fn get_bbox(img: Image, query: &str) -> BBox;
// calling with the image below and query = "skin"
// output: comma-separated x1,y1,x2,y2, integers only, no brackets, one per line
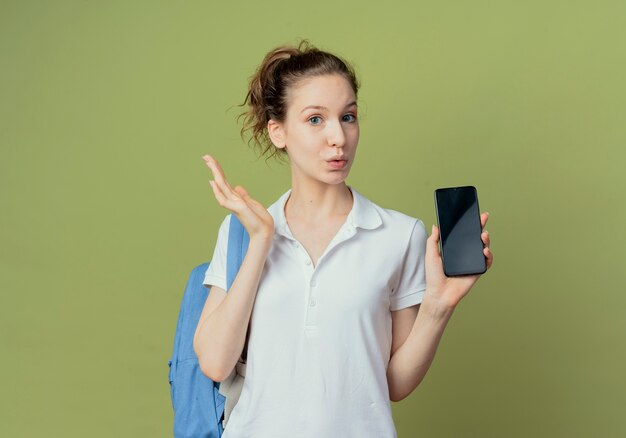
200,73,494,401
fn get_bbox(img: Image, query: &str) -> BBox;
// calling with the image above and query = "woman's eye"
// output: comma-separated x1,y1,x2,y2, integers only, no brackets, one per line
308,116,322,125
343,114,357,122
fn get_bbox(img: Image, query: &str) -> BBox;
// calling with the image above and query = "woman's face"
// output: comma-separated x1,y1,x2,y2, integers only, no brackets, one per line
269,74,359,186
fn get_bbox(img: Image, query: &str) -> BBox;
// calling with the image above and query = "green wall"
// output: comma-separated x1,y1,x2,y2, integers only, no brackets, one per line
1,1,625,436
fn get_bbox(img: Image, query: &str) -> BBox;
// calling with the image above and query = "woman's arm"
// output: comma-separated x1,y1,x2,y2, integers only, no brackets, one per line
386,299,454,402
387,214,493,401
193,235,272,382
193,154,276,382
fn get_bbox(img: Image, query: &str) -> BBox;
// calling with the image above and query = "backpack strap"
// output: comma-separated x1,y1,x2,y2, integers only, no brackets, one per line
226,213,251,360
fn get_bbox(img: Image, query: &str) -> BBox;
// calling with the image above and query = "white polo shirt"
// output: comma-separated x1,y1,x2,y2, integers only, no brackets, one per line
203,185,428,438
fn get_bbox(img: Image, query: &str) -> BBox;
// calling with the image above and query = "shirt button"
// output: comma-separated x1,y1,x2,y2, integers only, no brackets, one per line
310,299,316,307
305,260,311,265
311,280,317,287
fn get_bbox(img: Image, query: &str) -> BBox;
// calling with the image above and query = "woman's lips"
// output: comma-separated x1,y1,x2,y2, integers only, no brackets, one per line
328,159,347,169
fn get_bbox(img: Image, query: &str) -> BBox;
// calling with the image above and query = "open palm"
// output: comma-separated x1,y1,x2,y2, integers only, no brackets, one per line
202,154,275,241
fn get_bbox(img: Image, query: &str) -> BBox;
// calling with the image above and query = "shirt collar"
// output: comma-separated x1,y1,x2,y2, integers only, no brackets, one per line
268,184,383,238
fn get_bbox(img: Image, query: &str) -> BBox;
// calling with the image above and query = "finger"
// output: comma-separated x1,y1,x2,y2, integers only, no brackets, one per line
203,155,240,200
204,156,228,189
431,224,440,244
234,185,269,217
208,173,237,205
481,230,490,247
483,246,493,268
233,185,252,203
211,180,249,212
234,185,246,196
426,224,441,261
209,179,228,206
203,155,227,185
234,185,255,202
224,179,238,195
219,178,241,201
481,212,489,229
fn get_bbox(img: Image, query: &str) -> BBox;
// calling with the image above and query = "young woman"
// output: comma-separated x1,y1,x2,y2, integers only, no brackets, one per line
193,40,493,437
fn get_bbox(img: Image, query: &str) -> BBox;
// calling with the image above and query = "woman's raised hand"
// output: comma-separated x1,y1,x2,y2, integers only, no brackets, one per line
424,212,494,310
202,154,275,242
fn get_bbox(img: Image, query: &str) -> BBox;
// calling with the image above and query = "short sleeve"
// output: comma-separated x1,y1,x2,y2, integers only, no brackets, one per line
203,214,230,291
390,219,428,311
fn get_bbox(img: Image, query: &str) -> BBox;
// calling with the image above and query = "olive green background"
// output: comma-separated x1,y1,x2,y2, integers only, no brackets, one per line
1,0,625,436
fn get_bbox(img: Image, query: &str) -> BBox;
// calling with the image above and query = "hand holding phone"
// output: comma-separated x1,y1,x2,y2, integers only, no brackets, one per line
434,186,487,277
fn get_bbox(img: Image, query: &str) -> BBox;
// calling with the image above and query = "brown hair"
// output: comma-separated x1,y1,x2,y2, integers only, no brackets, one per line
238,39,360,163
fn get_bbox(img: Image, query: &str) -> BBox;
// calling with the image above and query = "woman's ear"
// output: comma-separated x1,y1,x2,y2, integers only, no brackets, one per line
267,119,286,150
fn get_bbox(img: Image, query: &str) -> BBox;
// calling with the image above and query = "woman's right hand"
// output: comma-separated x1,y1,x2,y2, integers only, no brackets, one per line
202,154,275,242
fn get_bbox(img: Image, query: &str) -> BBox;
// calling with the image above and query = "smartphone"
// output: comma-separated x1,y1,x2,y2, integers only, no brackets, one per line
434,186,487,277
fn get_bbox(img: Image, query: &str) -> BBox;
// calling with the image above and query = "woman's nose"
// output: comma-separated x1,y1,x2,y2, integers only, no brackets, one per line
327,121,346,148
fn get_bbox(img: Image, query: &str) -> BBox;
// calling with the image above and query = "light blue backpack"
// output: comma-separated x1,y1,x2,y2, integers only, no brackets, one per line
168,214,250,437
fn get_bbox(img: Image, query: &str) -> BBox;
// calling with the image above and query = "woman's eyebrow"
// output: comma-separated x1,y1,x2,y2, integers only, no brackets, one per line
300,105,326,114
299,101,358,114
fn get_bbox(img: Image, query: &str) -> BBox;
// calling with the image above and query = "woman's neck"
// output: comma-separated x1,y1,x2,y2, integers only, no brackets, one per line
284,182,353,224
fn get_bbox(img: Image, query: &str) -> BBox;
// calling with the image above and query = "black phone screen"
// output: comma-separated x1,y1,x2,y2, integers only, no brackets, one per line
434,186,487,276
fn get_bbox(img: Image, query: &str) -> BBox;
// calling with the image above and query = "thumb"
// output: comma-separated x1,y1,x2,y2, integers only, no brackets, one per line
235,186,258,205
234,185,250,199
426,224,441,261
234,185,267,216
